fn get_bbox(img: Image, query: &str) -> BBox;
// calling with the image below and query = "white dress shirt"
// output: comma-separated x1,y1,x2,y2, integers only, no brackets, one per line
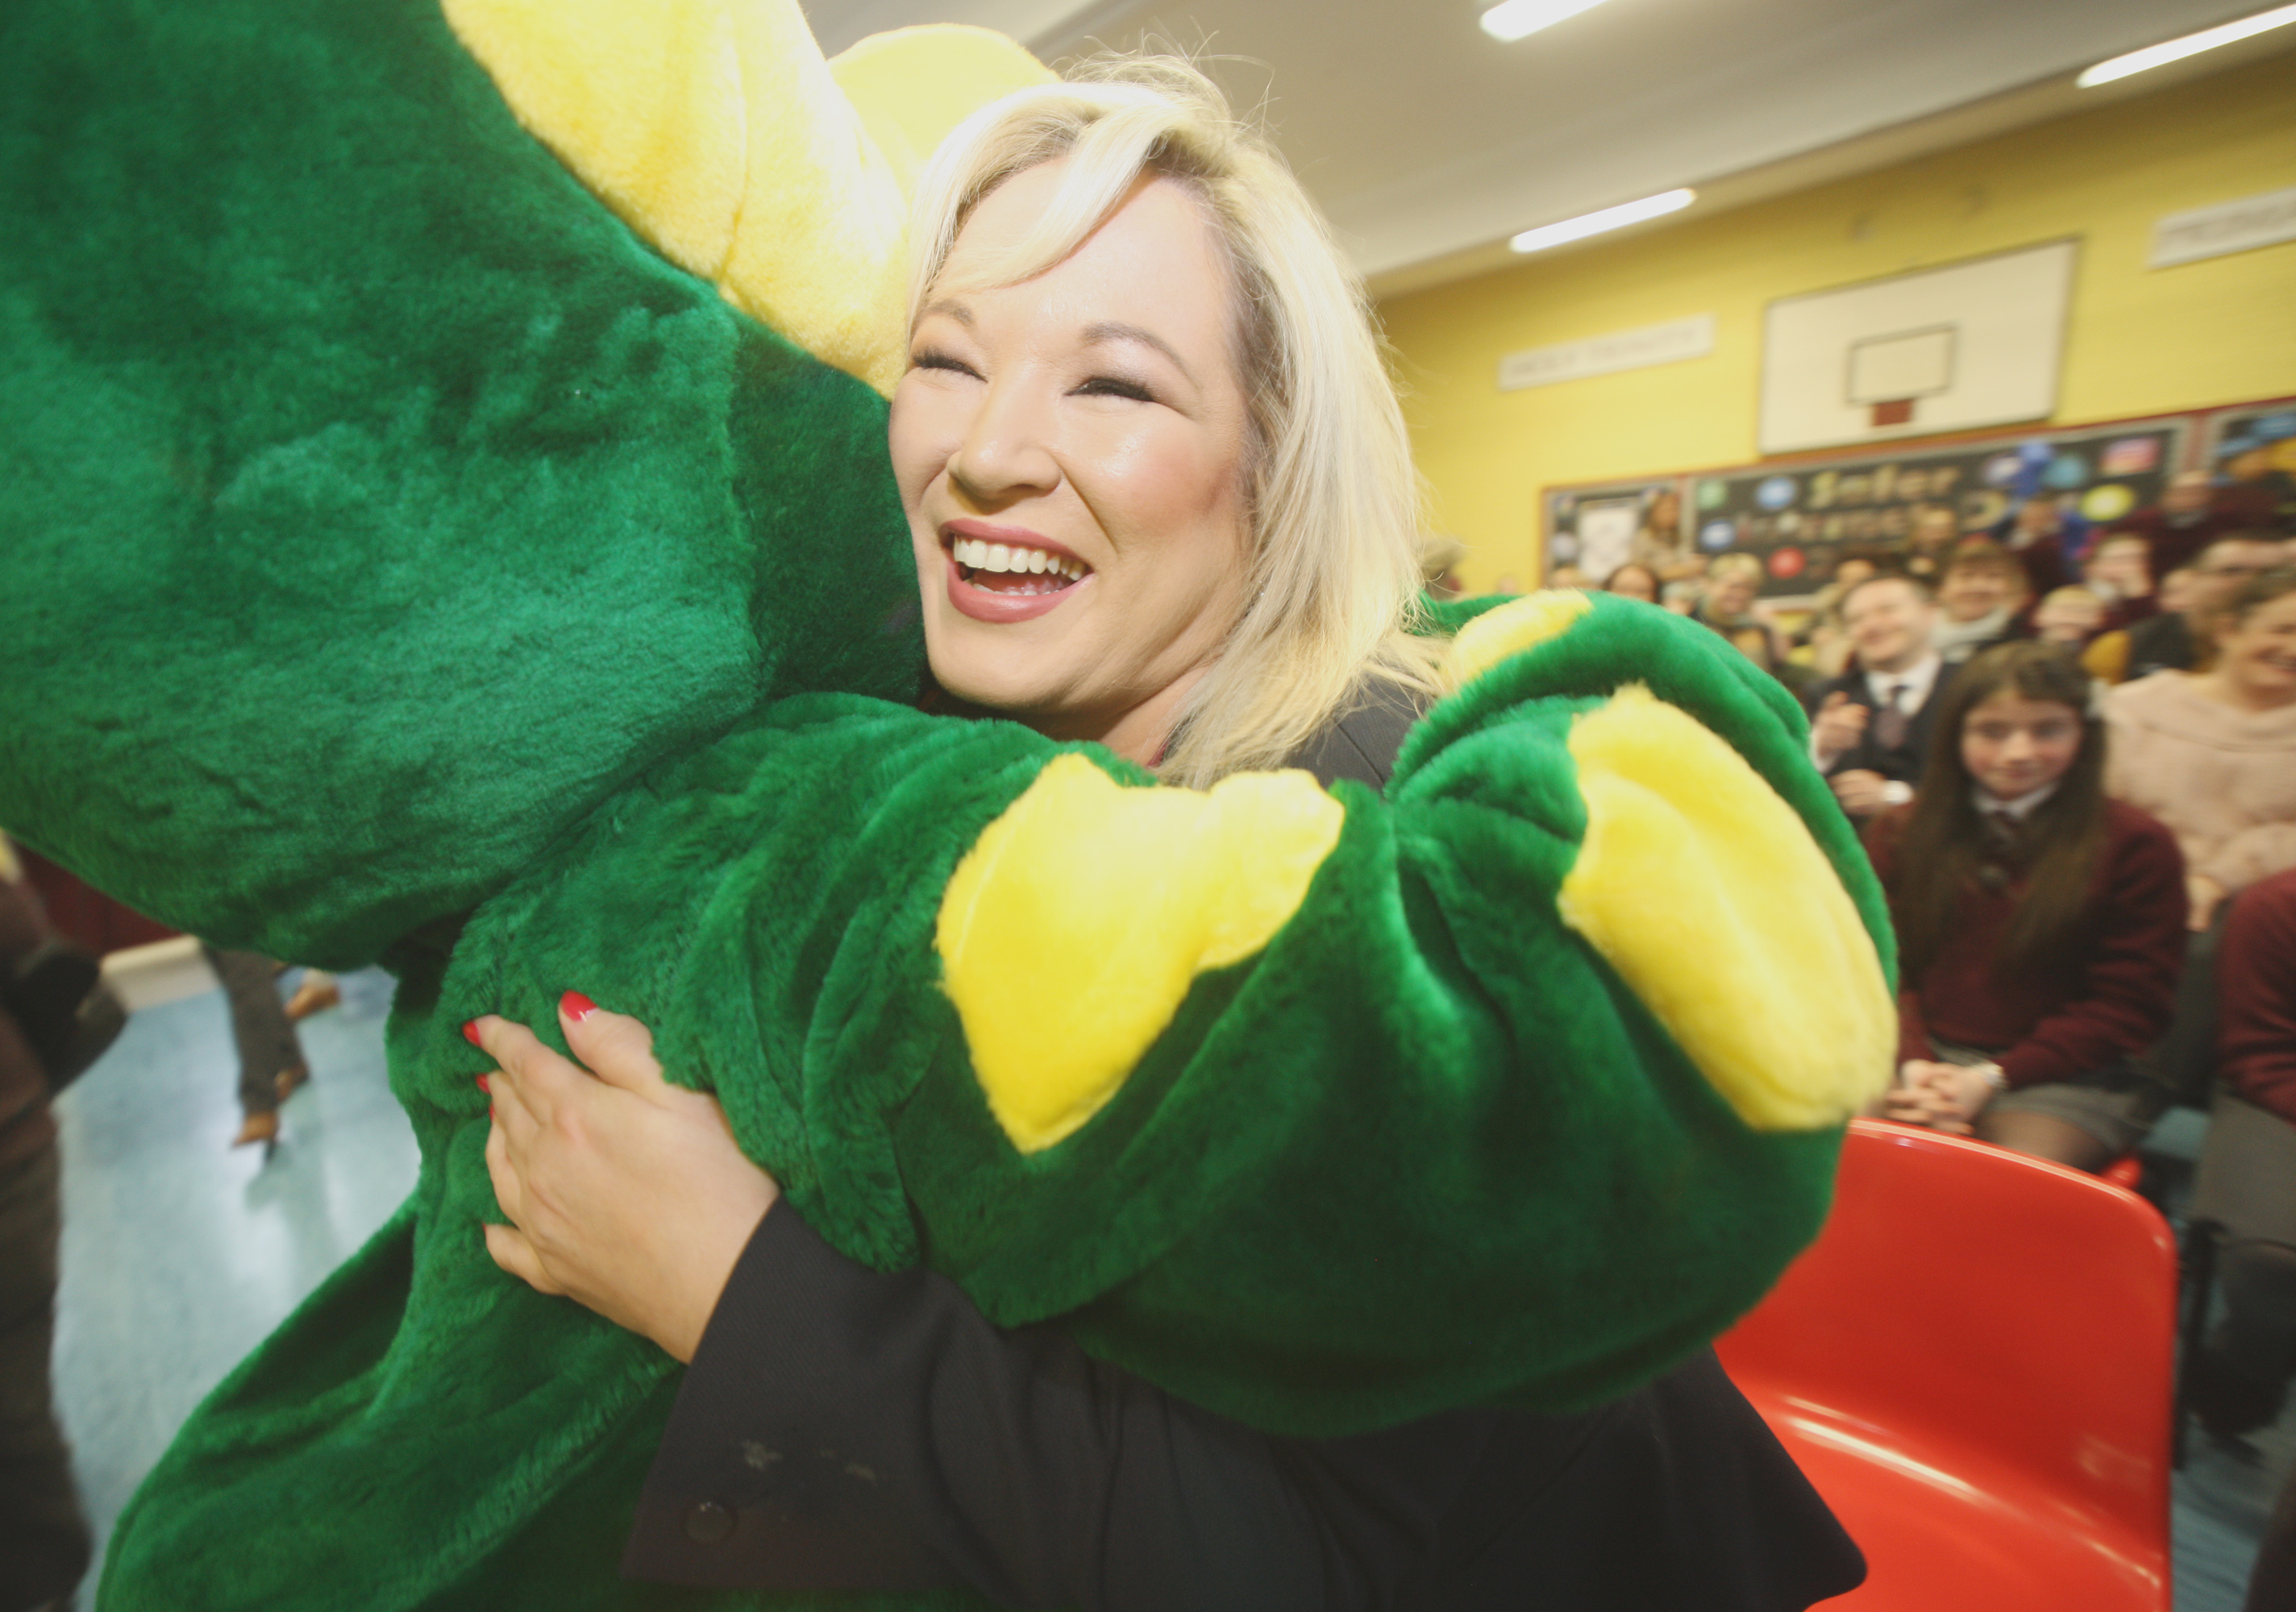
1973,781,2060,820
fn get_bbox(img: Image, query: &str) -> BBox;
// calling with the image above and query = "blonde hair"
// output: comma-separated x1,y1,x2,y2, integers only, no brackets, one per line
1706,553,1763,586
906,55,1442,786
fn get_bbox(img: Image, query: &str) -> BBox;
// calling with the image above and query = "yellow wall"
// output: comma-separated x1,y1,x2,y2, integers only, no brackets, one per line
1379,49,2296,592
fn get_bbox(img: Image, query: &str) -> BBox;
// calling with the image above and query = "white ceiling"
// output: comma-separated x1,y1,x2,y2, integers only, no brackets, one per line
801,0,2295,293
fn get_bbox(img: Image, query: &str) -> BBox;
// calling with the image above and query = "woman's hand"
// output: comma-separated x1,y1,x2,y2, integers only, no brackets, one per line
2187,873,2227,933
471,994,778,1364
1885,1059,1994,1133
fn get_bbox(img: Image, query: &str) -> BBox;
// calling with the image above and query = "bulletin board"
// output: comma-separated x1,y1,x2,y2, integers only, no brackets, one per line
1542,479,1683,580
1542,393,2294,600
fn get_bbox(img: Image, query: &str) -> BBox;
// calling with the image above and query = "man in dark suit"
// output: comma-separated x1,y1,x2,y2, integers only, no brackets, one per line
1805,575,1953,821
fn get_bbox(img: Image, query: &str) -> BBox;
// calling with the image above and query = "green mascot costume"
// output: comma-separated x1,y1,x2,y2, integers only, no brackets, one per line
0,0,1897,1606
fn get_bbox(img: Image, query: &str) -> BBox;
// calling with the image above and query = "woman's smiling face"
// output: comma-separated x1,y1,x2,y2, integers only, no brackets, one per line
890,160,1254,757
2217,590,2296,704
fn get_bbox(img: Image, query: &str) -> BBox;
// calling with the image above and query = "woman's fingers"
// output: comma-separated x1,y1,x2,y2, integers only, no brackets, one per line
484,1111,528,1224
557,993,672,1098
466,1013,589,1128
483,1221,566,1295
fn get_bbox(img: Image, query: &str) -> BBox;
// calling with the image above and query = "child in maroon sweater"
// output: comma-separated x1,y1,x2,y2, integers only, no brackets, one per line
1865,642,2186,1171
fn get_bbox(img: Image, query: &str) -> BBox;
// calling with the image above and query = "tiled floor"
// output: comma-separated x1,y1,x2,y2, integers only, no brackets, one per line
40,969,2294,1608
50,966,417,1605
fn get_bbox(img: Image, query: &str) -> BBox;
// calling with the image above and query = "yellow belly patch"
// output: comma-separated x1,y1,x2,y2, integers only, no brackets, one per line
440,0,1050,396
1558,686,1894,1131
938,754,1345,1154
1442,590,1593,691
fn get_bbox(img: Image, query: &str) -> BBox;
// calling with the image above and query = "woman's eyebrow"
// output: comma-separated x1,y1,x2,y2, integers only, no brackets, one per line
1082,321,1194,384
919,297,975,327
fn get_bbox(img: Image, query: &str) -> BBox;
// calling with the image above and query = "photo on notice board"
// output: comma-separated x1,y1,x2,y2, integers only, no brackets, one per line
1544,480,1686,584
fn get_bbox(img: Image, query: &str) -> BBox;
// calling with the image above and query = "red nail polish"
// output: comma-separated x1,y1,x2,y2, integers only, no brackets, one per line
561,991,599,1023
462,1020,482,1046
475,1074,489,1093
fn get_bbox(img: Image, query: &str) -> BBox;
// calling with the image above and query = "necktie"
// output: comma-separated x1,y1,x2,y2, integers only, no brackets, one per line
1978,808,2023,889
1874,682,1909,752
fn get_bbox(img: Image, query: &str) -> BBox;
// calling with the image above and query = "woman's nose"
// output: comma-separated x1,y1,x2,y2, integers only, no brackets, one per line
950,380,1060,504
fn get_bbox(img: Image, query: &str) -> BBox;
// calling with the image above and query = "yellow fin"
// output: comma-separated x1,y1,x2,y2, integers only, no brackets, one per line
1441,591,1593,691
938,754,1344,1154
1558,686,1894,1131
440,0,1051,396
830,27,1055,193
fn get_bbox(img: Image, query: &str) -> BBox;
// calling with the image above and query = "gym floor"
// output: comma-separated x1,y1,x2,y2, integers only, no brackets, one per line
44,964,2295,1608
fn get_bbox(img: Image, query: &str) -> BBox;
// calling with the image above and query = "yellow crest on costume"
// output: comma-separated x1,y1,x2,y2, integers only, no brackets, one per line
1559,685,1894,1131
1441,590,1593,691
441,0,1053,396
937,754,1344,1154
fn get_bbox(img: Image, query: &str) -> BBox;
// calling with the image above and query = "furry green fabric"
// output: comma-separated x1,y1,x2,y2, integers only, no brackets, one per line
95,600,1877,1610
0,2,1890,1606
0,0,919,969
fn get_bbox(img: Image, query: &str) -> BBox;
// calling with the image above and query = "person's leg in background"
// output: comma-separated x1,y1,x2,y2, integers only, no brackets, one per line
1971,1070,2163,1174
2196,1228,2296,1436
1975,1106,2119,1173
2246,1461,2296,1612
0,1136,90,1612
2189,870,2296,1440
199,945,307,1150
283,970,339,1024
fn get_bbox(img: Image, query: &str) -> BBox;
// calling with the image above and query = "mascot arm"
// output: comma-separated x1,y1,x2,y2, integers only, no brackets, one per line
443,592,1894,1435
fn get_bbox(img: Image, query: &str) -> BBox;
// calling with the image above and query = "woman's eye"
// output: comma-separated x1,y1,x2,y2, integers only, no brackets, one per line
1074,375,1155,403
910,349,980,379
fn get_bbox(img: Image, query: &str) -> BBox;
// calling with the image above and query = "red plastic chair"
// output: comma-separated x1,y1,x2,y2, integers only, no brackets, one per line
1716,1119,2175,1610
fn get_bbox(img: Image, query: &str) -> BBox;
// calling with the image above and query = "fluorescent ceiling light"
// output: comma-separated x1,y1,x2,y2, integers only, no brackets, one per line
1480,0,1610,44
2076,3,2296,87
1511,188,1695,253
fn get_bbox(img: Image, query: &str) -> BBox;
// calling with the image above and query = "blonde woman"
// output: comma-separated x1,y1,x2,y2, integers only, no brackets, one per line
474,59,1861,1606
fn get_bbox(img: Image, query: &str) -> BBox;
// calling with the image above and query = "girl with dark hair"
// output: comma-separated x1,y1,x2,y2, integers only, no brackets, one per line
1865,641,2186,1170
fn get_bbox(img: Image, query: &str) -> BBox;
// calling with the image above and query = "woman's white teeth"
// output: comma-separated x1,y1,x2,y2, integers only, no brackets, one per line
950,537,1085,580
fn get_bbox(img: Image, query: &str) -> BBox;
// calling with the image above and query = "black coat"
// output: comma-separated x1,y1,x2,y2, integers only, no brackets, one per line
622,692,1865,1610
1804,662,1957,787
2124,613,2198,682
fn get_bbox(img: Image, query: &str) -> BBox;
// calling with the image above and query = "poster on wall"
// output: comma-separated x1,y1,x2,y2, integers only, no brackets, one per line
1683,418,2186,597
1542,480,1685,584
2203,398,2296,529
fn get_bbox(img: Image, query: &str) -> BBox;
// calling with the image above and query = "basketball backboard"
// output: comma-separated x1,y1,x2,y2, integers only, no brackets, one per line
1760,240,2078,455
